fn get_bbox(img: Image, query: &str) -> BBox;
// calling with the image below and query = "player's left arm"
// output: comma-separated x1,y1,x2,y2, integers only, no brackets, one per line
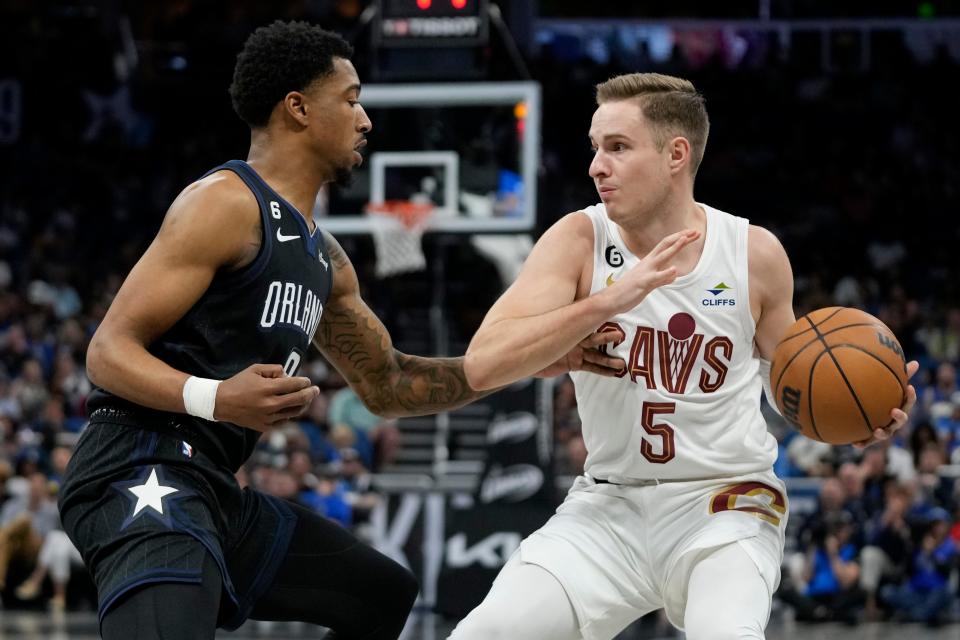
749,225,918,447
312,232,497,418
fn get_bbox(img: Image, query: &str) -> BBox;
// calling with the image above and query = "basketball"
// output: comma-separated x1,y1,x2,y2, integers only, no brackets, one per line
771,307,909,445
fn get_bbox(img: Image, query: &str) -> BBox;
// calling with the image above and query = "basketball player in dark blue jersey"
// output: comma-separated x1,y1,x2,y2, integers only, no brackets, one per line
58,20,622,640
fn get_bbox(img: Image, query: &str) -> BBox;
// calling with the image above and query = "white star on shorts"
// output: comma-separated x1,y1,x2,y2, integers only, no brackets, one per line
127,468,179,517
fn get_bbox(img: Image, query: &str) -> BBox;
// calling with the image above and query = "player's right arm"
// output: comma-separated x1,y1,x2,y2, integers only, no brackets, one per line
463,213,699,390
86,174,318,430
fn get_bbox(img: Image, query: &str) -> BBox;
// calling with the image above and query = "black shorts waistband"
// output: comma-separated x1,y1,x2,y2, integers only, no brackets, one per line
87,405,225,466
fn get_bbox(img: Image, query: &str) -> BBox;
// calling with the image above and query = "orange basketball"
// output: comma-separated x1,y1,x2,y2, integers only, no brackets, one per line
770,307,909,445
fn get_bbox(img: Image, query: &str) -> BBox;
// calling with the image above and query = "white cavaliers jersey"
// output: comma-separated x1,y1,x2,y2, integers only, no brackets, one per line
570,203,777,482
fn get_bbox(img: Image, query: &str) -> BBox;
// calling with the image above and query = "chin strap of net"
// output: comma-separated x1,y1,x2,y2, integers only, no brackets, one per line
366,200,432,278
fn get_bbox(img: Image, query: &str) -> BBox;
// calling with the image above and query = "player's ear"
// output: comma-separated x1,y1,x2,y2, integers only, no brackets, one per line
667,136,690,174
282,91,310,127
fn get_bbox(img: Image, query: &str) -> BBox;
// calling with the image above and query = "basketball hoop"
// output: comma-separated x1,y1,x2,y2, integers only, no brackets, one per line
365,200,433,278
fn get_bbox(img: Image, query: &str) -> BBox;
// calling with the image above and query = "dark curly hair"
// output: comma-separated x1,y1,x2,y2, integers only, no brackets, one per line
229,21,354,128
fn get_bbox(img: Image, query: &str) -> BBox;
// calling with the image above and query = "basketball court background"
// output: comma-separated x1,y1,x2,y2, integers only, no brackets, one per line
2,0,960,639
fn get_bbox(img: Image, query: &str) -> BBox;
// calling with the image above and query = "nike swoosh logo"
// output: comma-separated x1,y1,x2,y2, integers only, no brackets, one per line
276,228,300,243
606,273,616,287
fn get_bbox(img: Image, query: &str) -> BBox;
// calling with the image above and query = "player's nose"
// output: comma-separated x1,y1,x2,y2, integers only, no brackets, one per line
589,152,609,179
357,105,372,133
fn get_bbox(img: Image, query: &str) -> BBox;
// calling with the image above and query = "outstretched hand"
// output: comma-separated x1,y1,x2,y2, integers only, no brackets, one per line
852,360,920,449
605,229,700,315
534,330,625,378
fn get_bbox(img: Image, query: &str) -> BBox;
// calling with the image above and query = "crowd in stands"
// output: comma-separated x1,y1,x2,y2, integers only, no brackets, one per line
2,0,960,624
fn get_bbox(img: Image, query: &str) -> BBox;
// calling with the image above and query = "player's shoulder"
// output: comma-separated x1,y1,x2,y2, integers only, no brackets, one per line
156,168,260,263
747,224,788,264
747,224,792,287
173,169,258,220
539,208,596,247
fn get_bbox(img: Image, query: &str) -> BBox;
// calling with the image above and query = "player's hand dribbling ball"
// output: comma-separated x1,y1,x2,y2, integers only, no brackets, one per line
770,307,909,445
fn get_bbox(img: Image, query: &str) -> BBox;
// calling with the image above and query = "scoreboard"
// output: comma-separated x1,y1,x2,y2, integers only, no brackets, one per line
375,0,490,47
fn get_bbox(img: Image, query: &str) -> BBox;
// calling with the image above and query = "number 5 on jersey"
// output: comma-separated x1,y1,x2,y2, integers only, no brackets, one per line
640,401,676,464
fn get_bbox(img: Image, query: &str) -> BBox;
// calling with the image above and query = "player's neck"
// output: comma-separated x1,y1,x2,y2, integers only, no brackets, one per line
246,136,324,231
616,196,705,258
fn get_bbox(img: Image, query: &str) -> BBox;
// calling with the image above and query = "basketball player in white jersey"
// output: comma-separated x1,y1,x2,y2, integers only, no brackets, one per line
451,73,919,639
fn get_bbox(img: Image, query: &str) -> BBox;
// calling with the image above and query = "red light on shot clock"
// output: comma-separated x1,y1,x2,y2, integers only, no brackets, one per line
451,0,467,8
417,0,431,9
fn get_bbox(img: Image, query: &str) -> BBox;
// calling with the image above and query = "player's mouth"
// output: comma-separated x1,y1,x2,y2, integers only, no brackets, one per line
598,185,617,200
353,139,367,164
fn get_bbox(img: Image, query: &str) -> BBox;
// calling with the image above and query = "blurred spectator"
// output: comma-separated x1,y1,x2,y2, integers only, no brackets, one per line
780,512,863,624
9,359,48,422
0,374,20,421
14,528,83,612
797,477,850,549
786,434,833,477
917,309,960,365
48,446,72,486
327,383,401,470
881,507,958,626
0,473,60,593
288,450,353,527
910,421,942,465
857,446,893,518
922,363,959,417
860,483,914,621
838,462,869,526
874,439,916,487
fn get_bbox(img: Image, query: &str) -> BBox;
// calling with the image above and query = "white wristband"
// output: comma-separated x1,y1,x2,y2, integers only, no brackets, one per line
182,376,222,421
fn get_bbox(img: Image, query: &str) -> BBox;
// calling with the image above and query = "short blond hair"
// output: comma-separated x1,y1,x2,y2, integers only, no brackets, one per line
596,73,709,176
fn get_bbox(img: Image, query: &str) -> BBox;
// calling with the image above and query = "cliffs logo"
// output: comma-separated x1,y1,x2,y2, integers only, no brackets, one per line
703,282,735,307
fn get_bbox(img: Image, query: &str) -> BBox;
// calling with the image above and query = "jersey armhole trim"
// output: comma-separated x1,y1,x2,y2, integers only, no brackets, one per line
737,217,757,344
204,164,274,293
579,207,604,295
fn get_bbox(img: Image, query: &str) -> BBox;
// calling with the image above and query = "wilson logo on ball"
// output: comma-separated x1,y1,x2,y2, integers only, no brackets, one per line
780,386,802,424
877,333,905,363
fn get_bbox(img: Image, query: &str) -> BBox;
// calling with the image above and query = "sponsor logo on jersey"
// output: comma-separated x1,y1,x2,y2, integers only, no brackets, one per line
597,311,733,394
702,281,736,307
260,280,324,341
605,245,624,267
276,228,300,243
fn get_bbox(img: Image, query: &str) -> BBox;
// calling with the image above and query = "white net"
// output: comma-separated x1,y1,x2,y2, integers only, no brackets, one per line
367,202,432,278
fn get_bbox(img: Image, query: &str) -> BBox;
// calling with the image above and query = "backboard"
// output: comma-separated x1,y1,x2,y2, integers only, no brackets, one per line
316,81,540,234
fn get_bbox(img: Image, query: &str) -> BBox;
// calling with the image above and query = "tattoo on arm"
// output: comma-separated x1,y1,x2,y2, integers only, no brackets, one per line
318,236,495,416
326,237,350,271
381,352,495,417
319,300,494,417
